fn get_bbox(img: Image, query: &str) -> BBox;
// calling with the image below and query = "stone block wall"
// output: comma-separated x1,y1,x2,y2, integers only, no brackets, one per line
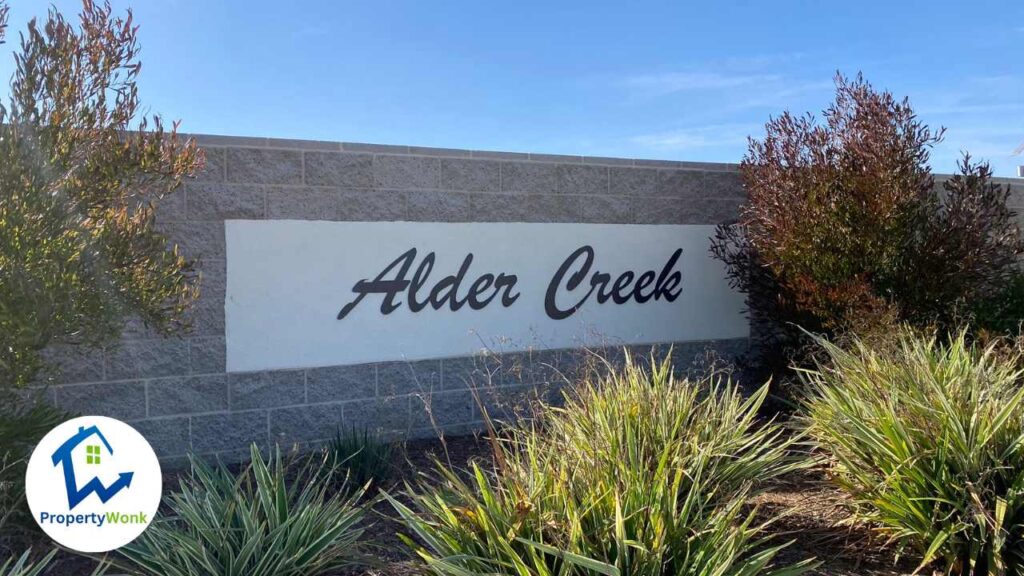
38,134,754,463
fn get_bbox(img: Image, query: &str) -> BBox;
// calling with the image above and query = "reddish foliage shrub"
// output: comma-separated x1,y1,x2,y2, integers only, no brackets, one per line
712,74,1024,386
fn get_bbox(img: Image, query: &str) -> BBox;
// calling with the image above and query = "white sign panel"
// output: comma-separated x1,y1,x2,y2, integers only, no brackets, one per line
225,220,747,372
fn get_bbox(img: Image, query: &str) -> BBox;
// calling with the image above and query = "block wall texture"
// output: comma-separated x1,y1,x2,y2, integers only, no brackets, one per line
36,134,762,462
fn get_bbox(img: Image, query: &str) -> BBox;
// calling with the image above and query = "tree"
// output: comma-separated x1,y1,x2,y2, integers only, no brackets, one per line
712,73,1024,387
0,0,203,388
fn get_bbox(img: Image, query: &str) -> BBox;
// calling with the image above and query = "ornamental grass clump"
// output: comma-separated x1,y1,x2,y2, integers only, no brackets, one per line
802,330,1024,575
118,445,369,576
388,354,817,576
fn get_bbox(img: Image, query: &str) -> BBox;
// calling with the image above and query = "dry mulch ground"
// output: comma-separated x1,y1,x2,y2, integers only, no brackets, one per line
18,434,919,576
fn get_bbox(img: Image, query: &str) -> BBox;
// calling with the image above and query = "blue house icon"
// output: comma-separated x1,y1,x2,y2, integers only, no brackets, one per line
51,425,134,510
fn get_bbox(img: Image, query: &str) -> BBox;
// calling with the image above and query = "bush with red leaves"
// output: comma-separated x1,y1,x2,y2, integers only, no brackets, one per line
712,73,1024,389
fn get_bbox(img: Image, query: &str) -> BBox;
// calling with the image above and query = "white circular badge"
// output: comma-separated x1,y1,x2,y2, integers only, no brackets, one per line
25,416,162,552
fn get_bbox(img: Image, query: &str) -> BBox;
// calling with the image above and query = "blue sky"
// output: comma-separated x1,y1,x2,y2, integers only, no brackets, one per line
2,1,1022,175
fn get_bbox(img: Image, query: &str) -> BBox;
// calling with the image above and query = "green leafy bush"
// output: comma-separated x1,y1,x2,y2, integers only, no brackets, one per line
0,0,202,389
118,445,369,576
802,330,1024,575
0,396,67,550
388,355,816,576
711,73,1023,388
971,270,1024,337
324,426,395,490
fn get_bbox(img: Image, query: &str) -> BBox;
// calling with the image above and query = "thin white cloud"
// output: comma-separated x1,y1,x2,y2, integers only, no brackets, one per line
624,72,781,97
630,123,761,151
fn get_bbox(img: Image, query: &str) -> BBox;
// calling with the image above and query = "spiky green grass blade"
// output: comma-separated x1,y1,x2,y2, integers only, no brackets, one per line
118,444,369,576
389,352,818,576
802,329,1024,575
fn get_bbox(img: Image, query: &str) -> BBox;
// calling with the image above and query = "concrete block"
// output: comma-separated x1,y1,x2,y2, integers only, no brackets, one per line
342,142,410,154
190,134,268,147
159,222,225,260
265,138,340,151
501,161,558,194
441,159,500,191
270,403,345,445
229,370,306,410
190,411,268,454
696,196,742,224
131,417,191,458
148,374,229,416
410,389,478,429
609,167,658,196
153,189,187,222
529,195,580,222
56,381,147,420
406,191,470,222
705,170,745,199
197,258,226,304
581,195,633,223
193,147,226,182
583,156,634,166
409,146,471,157
656,169,704,198
342,396,411,432
634,159,682,168
119,314,163,340
306,364,376,403
377,359,441,397
185,300,225,336
186,183,265,219
558,165,608,195
266,186,337,219
471,193,532,222
189,337,226,374
304,152,374,188
106,339,189,380
441,355,510,390
226,148,302,185
472,149,530,161
374,155,439,189
338,189,406,221
39,344,104,384
530,153,582,163
634,197,683,224
477,382,563,422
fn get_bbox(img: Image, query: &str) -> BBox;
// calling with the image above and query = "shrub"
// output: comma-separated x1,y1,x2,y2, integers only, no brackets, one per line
0,396,67,550
388,355,816,576
0,0,202,388
0,550,108,576
711,73,1024,386
0,551,54,576
118,444,369,576
971,270,1024,337
324,426,395,491
802,329,1024,575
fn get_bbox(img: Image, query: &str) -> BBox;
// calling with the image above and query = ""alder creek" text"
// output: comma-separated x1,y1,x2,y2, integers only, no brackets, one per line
337,245,683,321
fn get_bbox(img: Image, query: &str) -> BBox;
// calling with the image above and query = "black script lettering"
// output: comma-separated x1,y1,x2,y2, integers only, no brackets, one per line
338,248,416,319
655,249,683,300
545,246,598,320
545,246,684,320
495,274,520,307
408,252,435,312
338,248,520,319
429,254,473,310
634,270,656,303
